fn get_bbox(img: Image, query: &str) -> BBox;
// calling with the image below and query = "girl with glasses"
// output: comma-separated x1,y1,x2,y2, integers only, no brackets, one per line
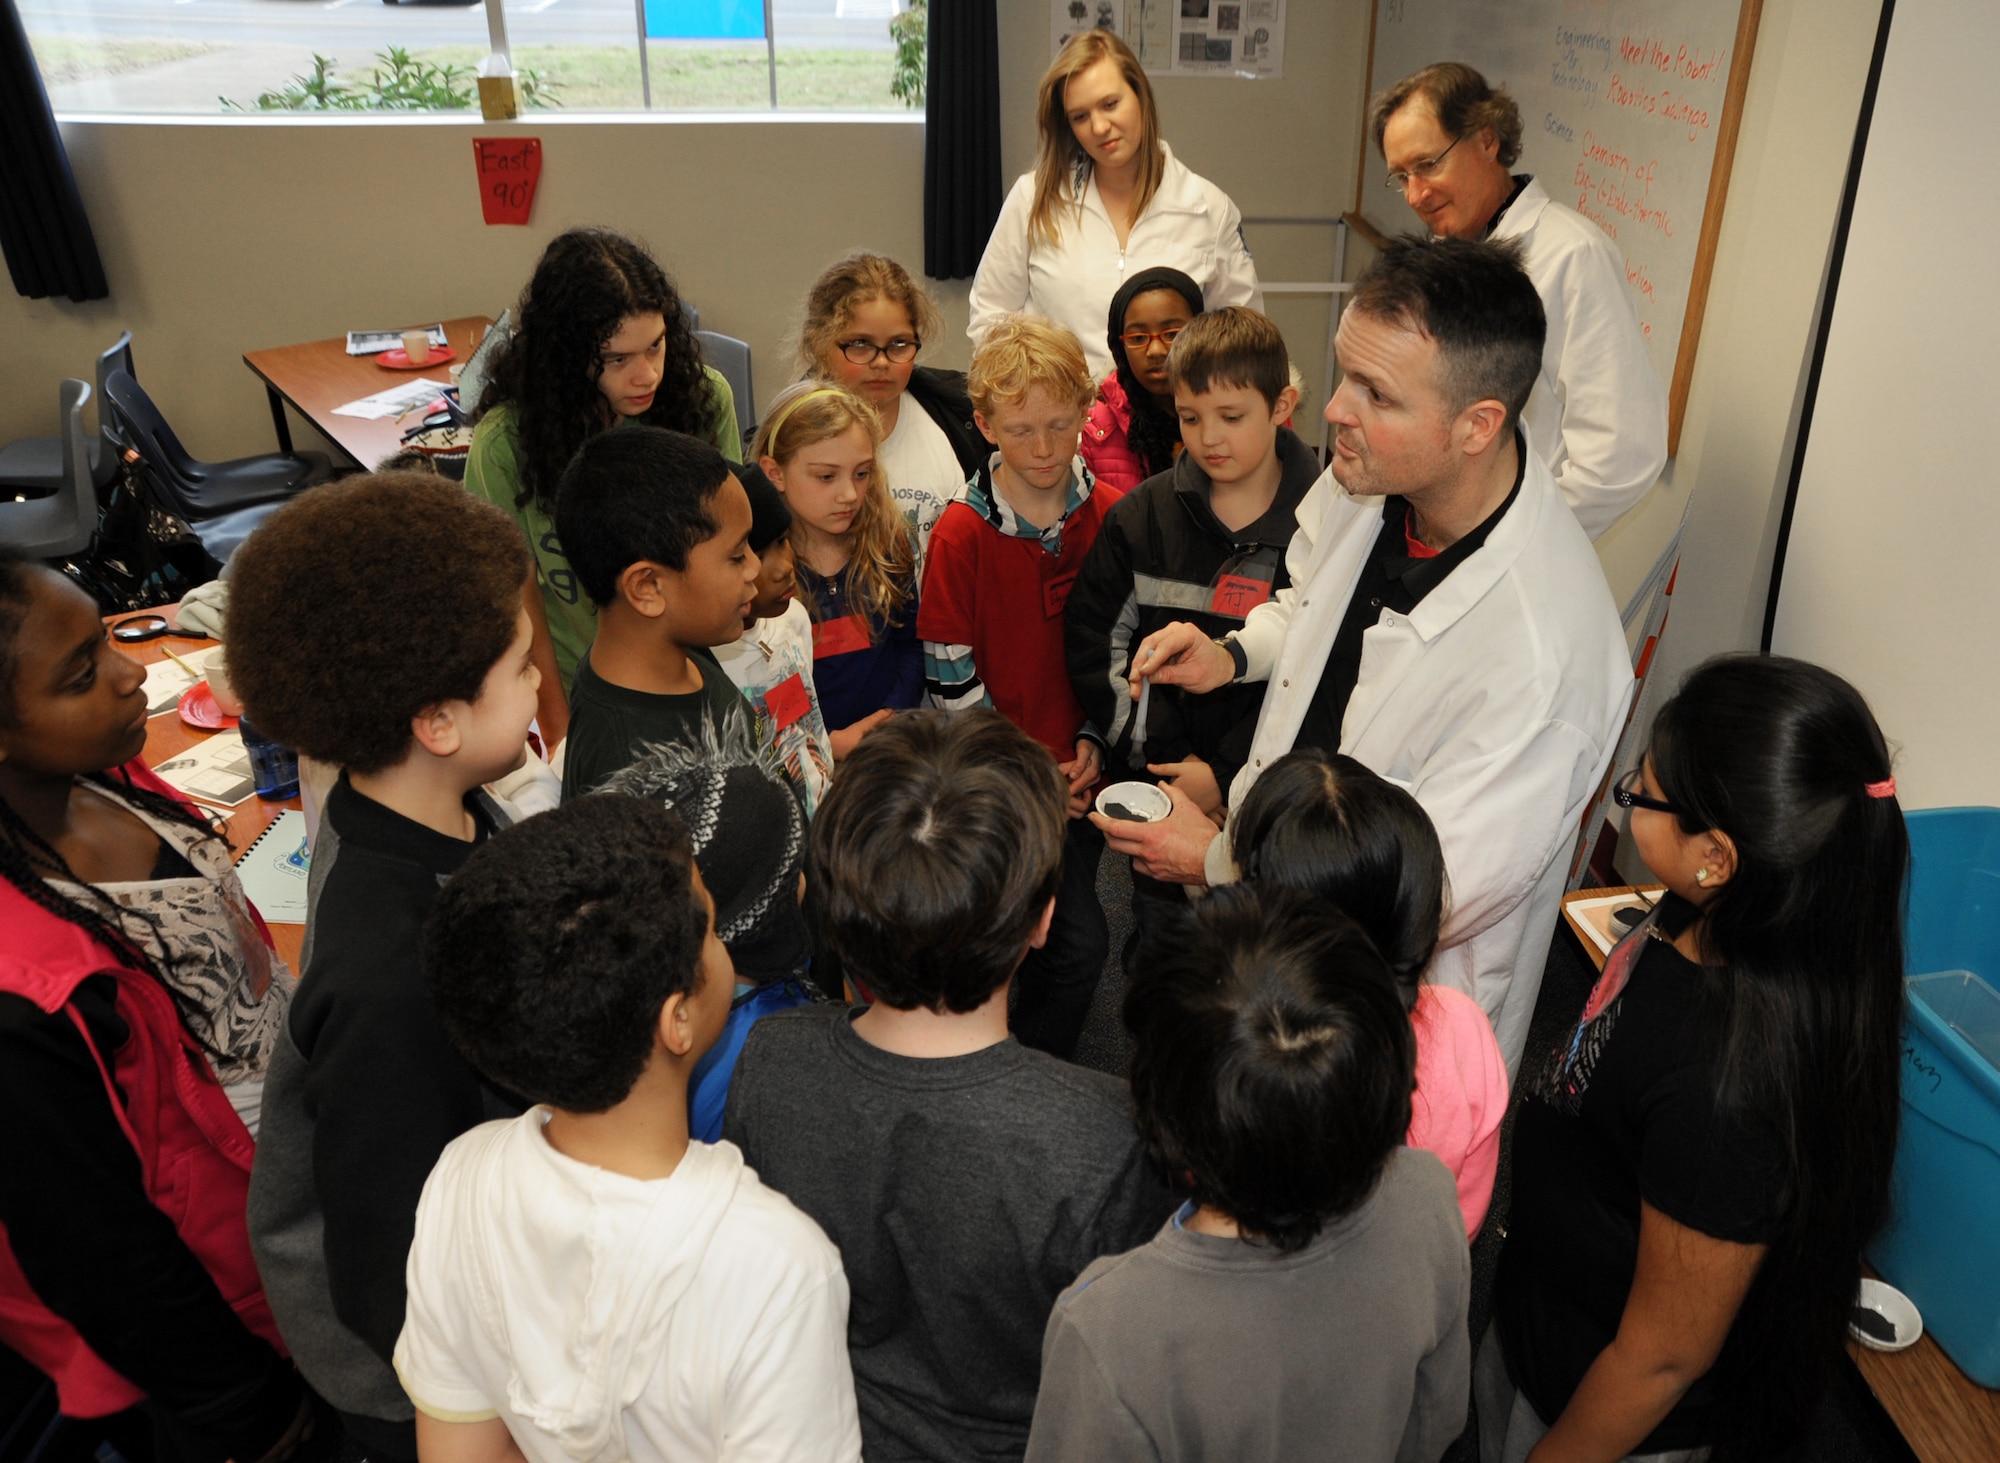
796,253,985,560
1488,654,1907,1462
968,29,1261,382
1080,266,1205,494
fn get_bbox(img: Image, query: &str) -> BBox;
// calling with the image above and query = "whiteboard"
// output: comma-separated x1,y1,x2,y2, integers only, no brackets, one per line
1355,0,1762,448
1769,0,2000,811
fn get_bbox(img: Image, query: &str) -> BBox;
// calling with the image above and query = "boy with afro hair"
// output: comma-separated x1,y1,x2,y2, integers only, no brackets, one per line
227,472,542,1463
398,794,860,1463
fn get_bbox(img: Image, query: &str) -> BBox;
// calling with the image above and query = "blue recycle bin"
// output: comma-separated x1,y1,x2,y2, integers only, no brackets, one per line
1870,807,2000,1387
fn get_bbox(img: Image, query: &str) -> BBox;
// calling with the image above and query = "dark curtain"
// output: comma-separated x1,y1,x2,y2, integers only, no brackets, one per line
0,0,108,303
923,0,1001,281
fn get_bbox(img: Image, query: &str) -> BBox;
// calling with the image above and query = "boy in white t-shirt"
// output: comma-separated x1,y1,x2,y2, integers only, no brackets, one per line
713,464,835,816
394,795,861,1463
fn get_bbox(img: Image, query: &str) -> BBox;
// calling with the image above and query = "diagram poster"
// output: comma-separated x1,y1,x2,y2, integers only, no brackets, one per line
1052,0,1284,79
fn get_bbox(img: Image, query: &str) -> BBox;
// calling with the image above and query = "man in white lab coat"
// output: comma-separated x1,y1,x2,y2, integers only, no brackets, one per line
1372,63,1667,540
1093,238,1631,1074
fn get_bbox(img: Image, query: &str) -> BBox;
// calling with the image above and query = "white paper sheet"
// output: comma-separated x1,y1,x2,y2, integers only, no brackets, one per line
151,731,258,808
142,645,223,716
331,378,453,420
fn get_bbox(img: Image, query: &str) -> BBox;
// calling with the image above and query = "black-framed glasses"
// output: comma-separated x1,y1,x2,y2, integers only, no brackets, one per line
1118,324,1187,352
1385,134,1465,191
1611,767,1678,816
837,337,920,365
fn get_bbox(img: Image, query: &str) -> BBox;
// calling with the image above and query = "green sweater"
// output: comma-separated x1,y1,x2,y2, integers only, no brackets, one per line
463,367,741,694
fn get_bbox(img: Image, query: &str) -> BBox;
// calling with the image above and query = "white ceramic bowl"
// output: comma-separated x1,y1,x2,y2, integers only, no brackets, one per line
1850,1277,1923,1351
1095,780,1172,824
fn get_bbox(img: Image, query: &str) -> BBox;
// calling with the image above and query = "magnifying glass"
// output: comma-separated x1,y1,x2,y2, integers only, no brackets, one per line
109,614,211,644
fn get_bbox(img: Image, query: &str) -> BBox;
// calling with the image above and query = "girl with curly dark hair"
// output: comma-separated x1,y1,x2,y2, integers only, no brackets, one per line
465,227,740,745
0,549,309,1463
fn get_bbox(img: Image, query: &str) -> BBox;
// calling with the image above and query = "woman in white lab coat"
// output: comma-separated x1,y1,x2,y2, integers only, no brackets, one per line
968,28,1261,381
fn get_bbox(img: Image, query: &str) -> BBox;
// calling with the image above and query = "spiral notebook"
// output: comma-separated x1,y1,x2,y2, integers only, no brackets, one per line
234,811,311,924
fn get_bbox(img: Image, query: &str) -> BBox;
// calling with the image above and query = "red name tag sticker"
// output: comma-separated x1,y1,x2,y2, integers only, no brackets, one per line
473,137,542,226
764,673,811,732
1210,573,1273,618
813,613,873,659
1042,571,1078,619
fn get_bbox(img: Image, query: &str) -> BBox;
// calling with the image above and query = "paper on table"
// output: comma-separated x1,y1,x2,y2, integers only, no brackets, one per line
143,645,223,716
331,378,453,420
152,731,257,807
347,324,447,355
233,809,310,923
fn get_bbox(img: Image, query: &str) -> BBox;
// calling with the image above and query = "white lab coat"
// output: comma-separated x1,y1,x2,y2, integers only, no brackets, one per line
1206,435,1632,1073
968,143,1262,380
1491,177,1669,540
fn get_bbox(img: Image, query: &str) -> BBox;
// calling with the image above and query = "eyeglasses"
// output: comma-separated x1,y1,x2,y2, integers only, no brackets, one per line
1611,767,1679,816
1117,324,1187,352
837,337,920,365
1385,134,1465,191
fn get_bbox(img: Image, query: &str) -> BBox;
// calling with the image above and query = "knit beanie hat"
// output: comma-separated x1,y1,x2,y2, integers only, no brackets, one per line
600,719,811,983
733,460,793,555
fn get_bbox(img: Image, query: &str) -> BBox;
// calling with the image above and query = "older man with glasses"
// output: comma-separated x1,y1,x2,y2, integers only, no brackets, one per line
1372,62,1668,541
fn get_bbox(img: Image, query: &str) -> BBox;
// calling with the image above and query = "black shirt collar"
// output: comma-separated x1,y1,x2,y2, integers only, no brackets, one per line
1377,430,1527,606
1481,174,1532,238
327,773,497,878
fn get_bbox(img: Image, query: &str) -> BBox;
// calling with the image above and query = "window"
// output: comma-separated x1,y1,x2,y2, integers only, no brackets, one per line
25,0,921,116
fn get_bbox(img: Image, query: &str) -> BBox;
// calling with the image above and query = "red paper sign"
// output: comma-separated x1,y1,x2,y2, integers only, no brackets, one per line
764,673,811,732
473,138,542,226
1210,573,1273,618
813,613,873,659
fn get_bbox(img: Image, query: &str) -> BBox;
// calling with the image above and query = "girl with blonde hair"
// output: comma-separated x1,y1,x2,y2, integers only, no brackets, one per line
968,28,1260,379
796,252,984,554
755,382,922,755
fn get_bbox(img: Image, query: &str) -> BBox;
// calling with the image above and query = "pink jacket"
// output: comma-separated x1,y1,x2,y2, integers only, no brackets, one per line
1408,985,1510,1240
0,761,287,1417
1080,373,1152,495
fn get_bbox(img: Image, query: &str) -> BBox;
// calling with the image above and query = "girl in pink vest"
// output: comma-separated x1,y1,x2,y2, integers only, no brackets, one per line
0,551,308,1463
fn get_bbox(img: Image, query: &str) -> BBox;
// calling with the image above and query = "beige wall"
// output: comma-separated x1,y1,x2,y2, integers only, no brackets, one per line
5,0,1883,700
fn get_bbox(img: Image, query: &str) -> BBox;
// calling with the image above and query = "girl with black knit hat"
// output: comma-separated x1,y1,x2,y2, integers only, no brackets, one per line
1080,266,1207,495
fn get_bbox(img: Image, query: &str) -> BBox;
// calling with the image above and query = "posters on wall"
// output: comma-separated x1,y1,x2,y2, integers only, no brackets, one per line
1051,0,1284,79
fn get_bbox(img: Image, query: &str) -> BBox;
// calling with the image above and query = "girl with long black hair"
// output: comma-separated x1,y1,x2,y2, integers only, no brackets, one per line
465,227,740,746
0,550,308,1463
1487,654,1907,1462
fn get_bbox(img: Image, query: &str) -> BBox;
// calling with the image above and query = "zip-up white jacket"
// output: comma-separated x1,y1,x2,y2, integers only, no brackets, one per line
1207,434,1633,1074
969,142,1262,379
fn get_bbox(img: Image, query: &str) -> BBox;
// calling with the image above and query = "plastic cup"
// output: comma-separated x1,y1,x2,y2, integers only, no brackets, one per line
1095,781,1172,824
401,329,433,365
205,654,244,717
239,717,301,801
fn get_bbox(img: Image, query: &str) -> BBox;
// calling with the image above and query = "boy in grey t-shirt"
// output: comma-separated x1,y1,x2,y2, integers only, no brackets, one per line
1025,884,1470,1463
724,710,1175,1463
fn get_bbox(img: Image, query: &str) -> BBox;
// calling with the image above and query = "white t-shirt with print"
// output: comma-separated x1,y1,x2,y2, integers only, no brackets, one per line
877,396,966,558
711,600,834,818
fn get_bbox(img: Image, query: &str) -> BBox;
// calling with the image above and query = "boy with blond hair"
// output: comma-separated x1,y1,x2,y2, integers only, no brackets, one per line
919,314,1123,1060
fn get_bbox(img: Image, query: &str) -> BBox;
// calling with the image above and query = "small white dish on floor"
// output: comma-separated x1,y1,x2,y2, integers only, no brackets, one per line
1849,1278,1922,1351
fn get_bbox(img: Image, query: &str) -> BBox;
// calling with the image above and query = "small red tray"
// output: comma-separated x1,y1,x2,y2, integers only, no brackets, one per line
376,345,457,370
178,682,239,731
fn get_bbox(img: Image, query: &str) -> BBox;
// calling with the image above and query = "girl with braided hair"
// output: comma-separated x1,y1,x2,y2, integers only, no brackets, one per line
0,550,309,1463
465,226,741,748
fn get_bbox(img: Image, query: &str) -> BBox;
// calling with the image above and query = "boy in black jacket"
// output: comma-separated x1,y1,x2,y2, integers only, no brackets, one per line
227,474,542,1463
1066,307,1318,819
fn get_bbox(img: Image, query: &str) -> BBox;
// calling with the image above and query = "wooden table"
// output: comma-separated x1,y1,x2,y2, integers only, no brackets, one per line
241,316,493,470
126,617,306,971
1560,887,2000,1461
